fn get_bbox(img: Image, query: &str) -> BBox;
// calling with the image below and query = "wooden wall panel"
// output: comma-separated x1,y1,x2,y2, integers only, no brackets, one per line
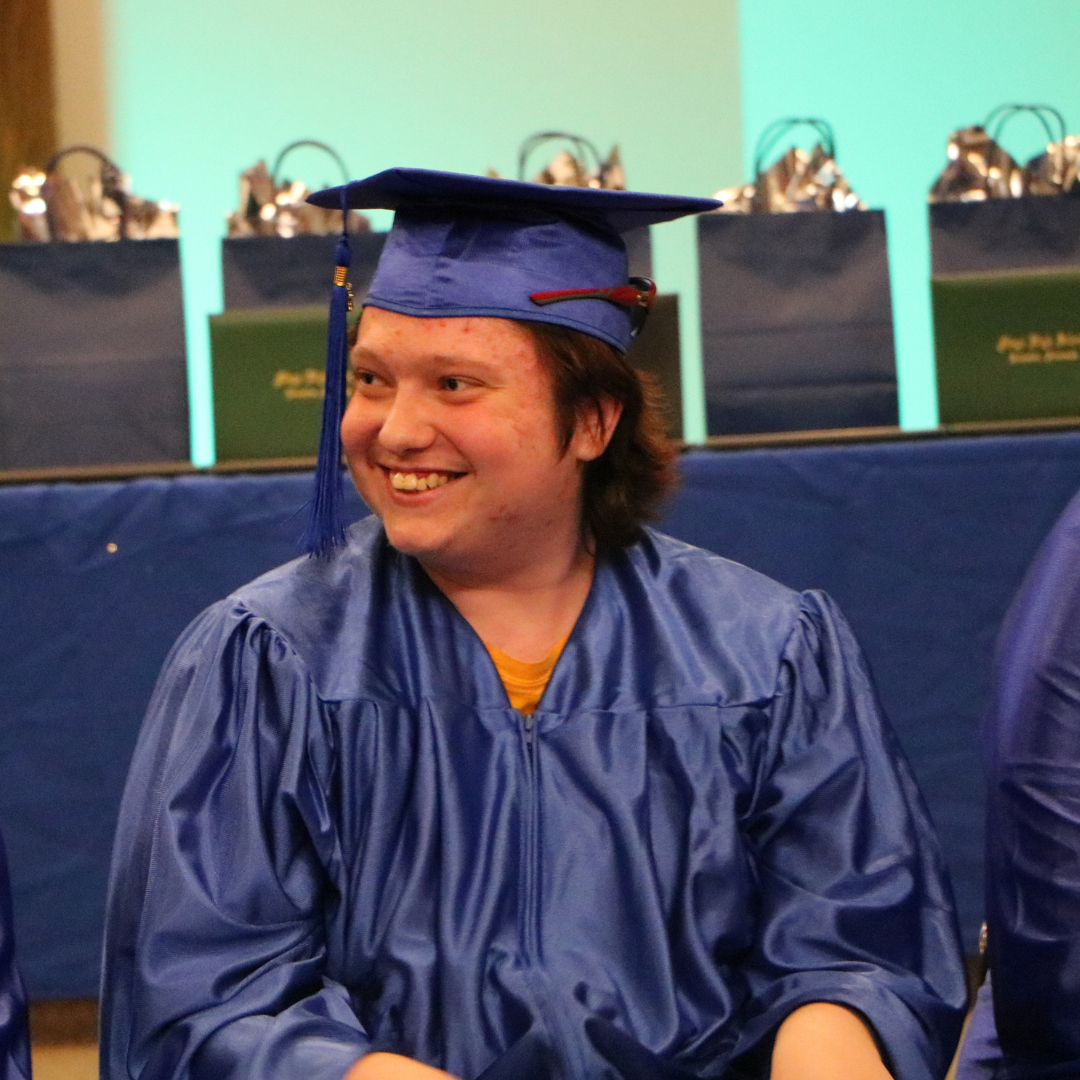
51,0,109,153
0,0,57,240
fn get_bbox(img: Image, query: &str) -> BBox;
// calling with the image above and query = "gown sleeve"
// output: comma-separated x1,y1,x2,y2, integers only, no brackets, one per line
100,601,371,1080
0,829,30,1080
730,591,967,1080
981,489,1080,1076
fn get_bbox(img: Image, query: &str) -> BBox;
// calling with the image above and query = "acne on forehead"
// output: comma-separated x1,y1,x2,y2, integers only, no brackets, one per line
355,311,539,369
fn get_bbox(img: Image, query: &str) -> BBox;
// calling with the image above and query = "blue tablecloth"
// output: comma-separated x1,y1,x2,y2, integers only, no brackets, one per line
4,434,1080,997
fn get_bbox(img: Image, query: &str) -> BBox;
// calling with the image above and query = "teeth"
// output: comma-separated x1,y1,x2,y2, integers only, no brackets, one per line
390,472,451,491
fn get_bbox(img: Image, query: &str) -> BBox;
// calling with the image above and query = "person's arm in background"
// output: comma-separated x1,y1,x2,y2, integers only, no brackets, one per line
983,489,1080,1073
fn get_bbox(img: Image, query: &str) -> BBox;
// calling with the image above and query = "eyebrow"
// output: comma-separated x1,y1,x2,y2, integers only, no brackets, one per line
351,346,381,366
351,347,505,378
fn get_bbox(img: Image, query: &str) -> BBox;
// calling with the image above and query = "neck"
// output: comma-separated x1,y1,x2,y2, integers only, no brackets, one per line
422,540,595,663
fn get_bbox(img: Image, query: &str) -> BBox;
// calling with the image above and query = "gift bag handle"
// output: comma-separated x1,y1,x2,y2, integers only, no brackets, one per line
517,131,602,182
271,140,350,190
44,145,129,239
983,103,1067,152
753,118,836,179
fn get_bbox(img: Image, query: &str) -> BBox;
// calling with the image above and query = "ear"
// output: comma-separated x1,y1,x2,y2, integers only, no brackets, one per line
570,396,623,463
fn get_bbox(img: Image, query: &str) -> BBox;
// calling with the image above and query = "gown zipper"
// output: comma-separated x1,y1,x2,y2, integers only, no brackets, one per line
518,708,540,964
516,708,586,1080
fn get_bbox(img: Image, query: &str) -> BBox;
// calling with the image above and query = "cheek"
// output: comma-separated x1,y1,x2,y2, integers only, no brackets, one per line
340,396,378,456
487,414,575,502
509,396,566,469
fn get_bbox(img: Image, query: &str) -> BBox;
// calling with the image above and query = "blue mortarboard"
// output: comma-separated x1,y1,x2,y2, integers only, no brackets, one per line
300,167,719,556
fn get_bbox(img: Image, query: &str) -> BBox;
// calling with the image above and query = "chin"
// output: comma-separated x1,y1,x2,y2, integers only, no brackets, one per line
379,518,448,560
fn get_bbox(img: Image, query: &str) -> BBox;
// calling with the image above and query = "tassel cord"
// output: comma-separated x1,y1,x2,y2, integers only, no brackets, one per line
301,233,353,556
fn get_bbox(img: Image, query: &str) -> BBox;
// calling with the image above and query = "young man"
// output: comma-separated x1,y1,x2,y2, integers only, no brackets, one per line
102,170,967,1080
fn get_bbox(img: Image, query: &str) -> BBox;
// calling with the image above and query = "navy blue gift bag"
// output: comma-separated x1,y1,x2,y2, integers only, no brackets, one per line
515,131,652,280
0,237,189,470
221,141,387,310
931,195,1080,276
698,119,898,435
222,231,387,310
929,105,1080,276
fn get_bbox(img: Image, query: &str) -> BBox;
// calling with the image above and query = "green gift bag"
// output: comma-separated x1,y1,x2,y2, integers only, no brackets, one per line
932,268,1080,423
210,305,358,461
930,104,1080,423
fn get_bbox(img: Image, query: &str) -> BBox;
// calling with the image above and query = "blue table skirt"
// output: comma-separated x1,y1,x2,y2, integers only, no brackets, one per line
4,434,1080,998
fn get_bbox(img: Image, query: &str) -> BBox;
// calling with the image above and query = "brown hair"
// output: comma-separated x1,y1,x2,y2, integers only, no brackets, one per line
517,320,679,552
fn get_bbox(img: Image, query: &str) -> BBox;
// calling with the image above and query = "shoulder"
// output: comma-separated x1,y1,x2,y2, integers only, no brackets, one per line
630,528,809,645
233,514,387,627
579,529,828,708
182,516,409,701
632,528,800,608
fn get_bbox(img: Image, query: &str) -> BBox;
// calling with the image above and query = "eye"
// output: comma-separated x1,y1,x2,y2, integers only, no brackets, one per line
440,376,464,391
356,370,380,386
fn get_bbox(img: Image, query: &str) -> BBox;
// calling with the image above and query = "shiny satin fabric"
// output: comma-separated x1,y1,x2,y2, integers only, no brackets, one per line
979,486,1080,1077
0,831,30,1080
101,521,966,1080
366,208,636,352
954,978,1001,1080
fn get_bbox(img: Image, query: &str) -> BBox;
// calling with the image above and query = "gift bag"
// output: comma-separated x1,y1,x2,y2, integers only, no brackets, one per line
214,142,386,460
1,147,188,470
222,232,386,310
929,105,1080,423
221,140,385,309
210,305,361,461
509,131,652,279
699,118,898,435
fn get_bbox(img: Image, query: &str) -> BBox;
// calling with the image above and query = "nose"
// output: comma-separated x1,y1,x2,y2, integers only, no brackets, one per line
377,383,436,456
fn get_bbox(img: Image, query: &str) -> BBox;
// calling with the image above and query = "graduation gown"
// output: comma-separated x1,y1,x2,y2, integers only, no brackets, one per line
101,520,966,1080
970,486,1080,1078
0,830,30,1080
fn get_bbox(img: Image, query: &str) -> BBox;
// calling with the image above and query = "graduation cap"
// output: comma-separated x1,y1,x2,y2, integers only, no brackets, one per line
300,167,719,556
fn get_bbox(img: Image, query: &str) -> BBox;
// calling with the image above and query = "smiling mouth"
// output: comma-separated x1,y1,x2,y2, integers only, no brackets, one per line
382,468,462,492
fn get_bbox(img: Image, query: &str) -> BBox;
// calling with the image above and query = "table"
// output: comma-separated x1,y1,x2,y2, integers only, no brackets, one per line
4,433,1080,996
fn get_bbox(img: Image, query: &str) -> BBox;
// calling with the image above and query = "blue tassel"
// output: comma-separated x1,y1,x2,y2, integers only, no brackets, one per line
301,231,353,556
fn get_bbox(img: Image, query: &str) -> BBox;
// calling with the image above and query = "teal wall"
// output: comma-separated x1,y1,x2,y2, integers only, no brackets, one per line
104,0,742,463
738,0,1080,429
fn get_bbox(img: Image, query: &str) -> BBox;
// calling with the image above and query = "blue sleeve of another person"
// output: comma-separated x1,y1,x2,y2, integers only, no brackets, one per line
984,486,1080,1076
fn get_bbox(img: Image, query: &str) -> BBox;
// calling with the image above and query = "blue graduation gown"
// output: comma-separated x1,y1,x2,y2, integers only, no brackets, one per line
976,486,1080,1077
0,830,30,1080
953,977,1000,1080
101,521,966,1080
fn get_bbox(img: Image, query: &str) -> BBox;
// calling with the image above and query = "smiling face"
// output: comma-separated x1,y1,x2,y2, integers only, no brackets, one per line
341,306,614,584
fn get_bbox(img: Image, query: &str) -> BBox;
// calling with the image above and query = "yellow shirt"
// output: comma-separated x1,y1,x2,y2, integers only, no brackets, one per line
485,635,569,715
